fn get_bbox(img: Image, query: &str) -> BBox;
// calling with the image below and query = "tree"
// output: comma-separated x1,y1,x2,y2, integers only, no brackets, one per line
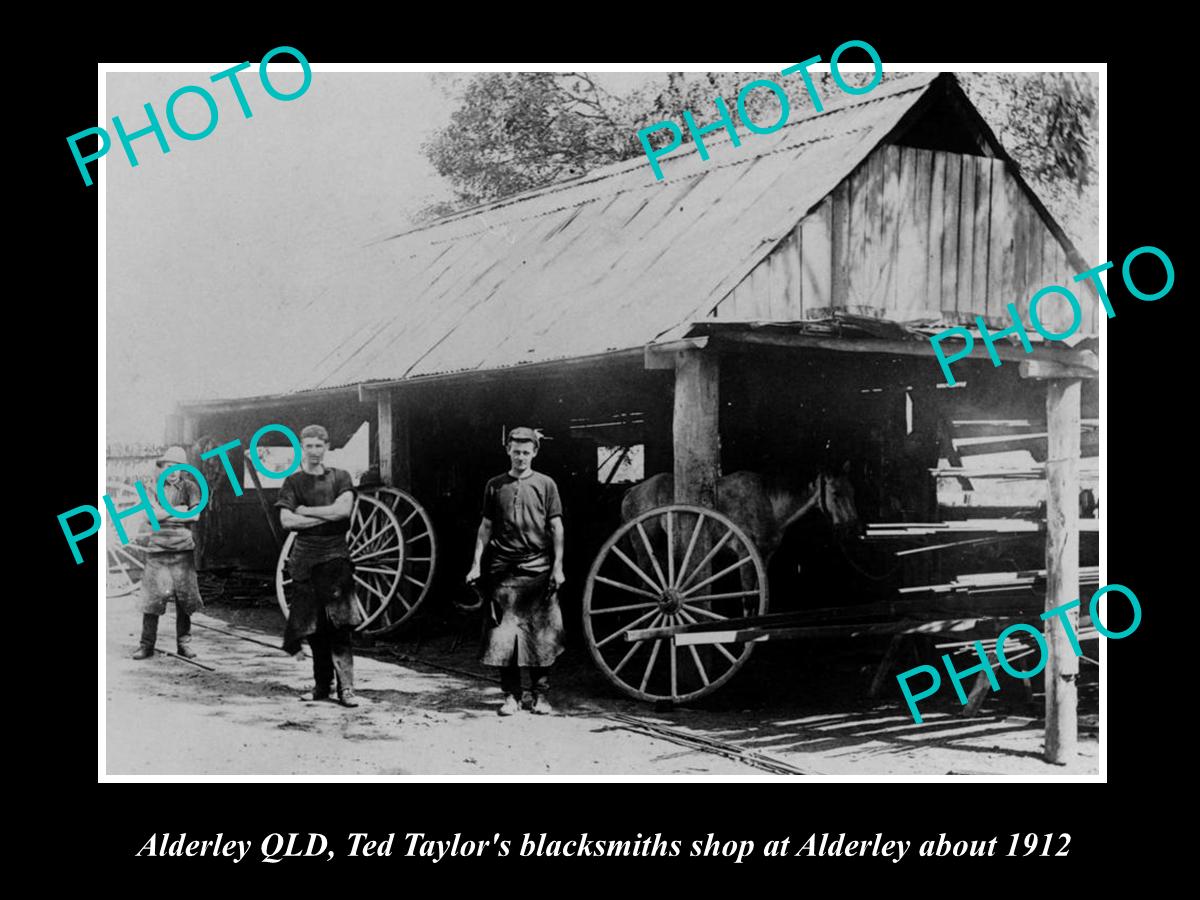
419,71,1098,249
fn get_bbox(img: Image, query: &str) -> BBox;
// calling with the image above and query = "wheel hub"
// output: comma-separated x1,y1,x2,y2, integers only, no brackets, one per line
659,588,683,613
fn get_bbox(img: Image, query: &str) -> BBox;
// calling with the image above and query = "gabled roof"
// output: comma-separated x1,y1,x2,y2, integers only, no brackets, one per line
263,72,948,395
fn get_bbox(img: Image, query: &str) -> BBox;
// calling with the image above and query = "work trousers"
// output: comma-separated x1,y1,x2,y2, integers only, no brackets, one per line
500,659,551,704
309,605,354,695
139,608,192,650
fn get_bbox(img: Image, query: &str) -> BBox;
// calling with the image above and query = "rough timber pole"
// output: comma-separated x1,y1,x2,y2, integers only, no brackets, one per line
1044,378,1081,764
376,389,412,491
377,390,394,486
673,349,720,506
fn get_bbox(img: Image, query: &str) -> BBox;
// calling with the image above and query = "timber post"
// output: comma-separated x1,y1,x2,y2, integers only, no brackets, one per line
672,348,720,505
1044,377,1081,764
376,388,413,490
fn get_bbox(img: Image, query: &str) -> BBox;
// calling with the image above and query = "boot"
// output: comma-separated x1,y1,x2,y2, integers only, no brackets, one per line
132,614,158,660
176,608,197,659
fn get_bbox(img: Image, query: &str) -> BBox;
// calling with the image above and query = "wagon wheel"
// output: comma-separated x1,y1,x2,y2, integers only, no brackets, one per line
357,485,438,633
106,481,147,598
583,504,769,704
275,494,405,635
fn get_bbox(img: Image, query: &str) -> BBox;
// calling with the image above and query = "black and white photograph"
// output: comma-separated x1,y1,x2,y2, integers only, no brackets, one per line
96,62,1106,779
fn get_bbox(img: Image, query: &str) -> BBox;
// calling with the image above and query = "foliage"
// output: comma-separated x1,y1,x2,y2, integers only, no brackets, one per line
959,72,1097,193
418,71,1098,248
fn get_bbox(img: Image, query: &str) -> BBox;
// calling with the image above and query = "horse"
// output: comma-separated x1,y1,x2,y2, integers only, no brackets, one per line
619,464,862,613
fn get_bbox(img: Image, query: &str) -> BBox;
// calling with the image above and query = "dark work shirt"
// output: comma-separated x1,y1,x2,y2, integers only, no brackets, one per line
481,470,563,572
275,467,355,579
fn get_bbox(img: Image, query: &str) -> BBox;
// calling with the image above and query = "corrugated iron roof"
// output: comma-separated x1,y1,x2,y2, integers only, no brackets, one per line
282,72,943,394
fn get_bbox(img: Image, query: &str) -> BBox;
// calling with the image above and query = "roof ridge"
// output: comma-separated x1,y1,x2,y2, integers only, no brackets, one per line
423,124,876,246
380,73,941,243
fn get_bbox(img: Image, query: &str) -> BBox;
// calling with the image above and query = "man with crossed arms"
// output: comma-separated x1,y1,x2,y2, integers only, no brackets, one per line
275,424,362,708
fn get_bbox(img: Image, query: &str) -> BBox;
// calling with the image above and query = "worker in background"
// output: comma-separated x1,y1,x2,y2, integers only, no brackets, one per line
132,446,204,660
467,427,566,716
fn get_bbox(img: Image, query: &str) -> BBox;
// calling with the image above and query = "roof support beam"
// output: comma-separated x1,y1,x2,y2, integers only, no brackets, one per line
705,329,1097,377
645,336,708,370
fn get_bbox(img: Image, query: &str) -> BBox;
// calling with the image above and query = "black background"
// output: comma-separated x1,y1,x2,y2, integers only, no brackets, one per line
32,15,1185,886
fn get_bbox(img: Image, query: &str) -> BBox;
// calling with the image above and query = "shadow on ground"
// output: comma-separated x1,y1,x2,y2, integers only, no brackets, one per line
188,597,1098,774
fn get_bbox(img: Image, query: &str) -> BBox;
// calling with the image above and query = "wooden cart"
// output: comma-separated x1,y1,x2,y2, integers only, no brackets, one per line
582,505,1099,706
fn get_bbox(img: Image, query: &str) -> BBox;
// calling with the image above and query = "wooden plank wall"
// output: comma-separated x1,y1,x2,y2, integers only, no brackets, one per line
714,144,1099,335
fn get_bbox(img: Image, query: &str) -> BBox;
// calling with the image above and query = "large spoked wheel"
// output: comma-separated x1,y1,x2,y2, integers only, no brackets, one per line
583,504,769,704
357,485,437,633
106,481,147,598
276,494,405,635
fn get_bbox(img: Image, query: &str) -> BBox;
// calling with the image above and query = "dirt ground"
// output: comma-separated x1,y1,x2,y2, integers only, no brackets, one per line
104,595,1100,777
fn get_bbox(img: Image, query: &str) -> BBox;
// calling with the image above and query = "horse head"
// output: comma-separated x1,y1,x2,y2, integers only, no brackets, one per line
817,461,862,538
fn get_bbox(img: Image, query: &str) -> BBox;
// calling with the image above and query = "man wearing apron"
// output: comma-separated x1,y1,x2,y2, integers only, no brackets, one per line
275,424,362,708
132,446,204,660
467,427,566,716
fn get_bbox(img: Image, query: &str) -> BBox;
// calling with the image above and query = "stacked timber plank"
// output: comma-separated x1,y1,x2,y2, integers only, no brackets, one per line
897,566,1100,597
866,519,1098,536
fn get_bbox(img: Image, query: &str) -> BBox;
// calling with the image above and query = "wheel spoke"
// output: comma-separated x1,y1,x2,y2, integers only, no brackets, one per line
639,635,664,692
682,589,759,602
403,574,427,590
401,509,420,528
712,642,740,665
610,545,663,594
668,614,678,698
675,513,703,589
355,565,401,576
596,607,659,648
681,555,754,598
677,528,734,592
347,503,367,549
109,550,132,582
352,542,401,565
358,504,394,554
353,509,391,556
354,594,370,622
368,572,394,613
680,603,725,621
114,546,145,569
665,511,675,587
393,587,414,611
613,613,661,675
406,529,431,544
589,601,658,616
347,506,371,554
353,574,388,602
686,634,711,687
593,575,660,600
635,522,668,591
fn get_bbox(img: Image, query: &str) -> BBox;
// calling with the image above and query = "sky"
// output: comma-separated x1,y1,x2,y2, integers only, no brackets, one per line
106,71,667,444
107,72,454,443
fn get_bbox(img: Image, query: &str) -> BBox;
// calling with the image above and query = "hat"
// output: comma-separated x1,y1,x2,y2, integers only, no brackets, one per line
506,426,541,448
156,446,189,466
